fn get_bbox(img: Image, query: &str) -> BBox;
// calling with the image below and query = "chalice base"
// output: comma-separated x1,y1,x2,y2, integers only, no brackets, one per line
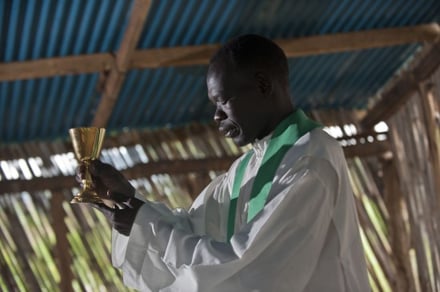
70,190,104,204
71,190,117,208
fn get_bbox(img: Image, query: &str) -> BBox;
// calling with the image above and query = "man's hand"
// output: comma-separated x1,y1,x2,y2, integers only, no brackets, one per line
91,196,144,236
76,160,143,235
81,160,135,202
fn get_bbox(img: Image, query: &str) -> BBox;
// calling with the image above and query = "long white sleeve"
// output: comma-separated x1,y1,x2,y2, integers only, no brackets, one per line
111,129,370,292
113,168,336,291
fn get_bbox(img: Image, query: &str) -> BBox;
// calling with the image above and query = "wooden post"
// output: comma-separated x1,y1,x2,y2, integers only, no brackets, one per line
381,157,415,292
418,83,440,289
0,24,438,82
387,102,437,292
418,82,440,205
51,190,73,292
92,0,152,127
361,40,440,129
0,157,238,194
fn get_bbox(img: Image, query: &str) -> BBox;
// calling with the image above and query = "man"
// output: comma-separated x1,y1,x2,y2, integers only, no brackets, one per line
82,34,370,291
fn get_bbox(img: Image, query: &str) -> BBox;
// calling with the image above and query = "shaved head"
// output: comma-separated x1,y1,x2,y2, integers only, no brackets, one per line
208,34,289,87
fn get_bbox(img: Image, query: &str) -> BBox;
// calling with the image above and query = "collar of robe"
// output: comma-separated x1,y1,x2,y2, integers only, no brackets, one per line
227,109,322,240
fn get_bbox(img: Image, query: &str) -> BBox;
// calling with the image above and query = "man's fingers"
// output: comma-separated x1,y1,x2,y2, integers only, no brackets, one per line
89,160,118,176
89,160,135,198
107,191,129,203
88,202,115,218
75,164,87,183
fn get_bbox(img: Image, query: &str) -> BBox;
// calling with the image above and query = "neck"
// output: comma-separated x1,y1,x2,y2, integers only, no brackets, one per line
272,101,295,128
258,107,295,140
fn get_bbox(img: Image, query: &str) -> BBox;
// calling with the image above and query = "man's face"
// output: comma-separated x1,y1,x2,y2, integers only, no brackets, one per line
207,63,270,146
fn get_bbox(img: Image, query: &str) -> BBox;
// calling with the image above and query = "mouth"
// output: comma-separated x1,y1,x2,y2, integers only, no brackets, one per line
219,125,240,138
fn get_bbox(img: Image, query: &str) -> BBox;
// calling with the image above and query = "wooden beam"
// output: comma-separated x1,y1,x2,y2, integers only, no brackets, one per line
343,140,390,158
0,123,215,161
337,131,391,158
0,157,237,194
92,0,152,127
361,40,440,128
51,190,73,292
0,53,114,81
310,109,366,127
0,131,390,194
130,44,220,68
1,24,438,81
110,23,440,69
382,158,415,292
130,23,440,68
278,23,439,57
418,83,440,208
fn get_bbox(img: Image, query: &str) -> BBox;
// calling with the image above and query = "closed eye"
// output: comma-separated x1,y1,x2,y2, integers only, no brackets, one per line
219,97,235,105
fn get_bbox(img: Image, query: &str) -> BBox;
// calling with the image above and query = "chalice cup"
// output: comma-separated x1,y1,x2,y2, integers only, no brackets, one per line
69,127,106,204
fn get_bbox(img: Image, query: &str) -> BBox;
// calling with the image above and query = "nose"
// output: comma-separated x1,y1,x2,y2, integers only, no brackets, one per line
213,107,227,123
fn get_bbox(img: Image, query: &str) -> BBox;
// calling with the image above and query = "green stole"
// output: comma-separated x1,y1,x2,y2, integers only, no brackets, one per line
227,110,321,240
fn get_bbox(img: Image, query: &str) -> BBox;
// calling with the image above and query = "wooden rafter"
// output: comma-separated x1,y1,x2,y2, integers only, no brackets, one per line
51,190,73,292
92,0,152,127
133,23,440,67
1,24,438,82
0,109,370,161
311,109,366,127
338,131,390,158
0,135,390,194
361,40,440,128
0,53,114,81
0,157,237,194
418,83,440,206
279,23,439,55
343,140,390,158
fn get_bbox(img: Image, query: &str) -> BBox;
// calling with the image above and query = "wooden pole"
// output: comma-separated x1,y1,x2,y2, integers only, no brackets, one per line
0,157,237,194
417,82,440,205
0,133,391,195
0,53,114,81
51,190,73,292
92,0,152,128
417,83,440,289
381,157,415,292
387,101,437,292
0,24,438,81
361,40,440,129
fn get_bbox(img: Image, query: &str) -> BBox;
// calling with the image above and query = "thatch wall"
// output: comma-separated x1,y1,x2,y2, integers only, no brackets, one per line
384,66,440,292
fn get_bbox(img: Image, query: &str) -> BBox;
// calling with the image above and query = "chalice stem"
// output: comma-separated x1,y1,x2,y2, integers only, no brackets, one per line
69,127,105,204
82,162,94,190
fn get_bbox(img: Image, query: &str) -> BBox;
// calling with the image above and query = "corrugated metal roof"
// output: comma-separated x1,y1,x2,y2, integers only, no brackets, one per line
0,0,132,59
0,0,439,143
137,0,438,46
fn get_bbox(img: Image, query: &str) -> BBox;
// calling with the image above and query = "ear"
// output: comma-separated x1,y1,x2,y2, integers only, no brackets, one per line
255,72,272,97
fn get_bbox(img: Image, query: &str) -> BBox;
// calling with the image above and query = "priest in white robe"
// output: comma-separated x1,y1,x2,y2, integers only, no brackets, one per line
83,34,371,292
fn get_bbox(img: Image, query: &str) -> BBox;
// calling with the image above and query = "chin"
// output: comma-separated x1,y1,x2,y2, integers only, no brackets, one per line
232,135,251,147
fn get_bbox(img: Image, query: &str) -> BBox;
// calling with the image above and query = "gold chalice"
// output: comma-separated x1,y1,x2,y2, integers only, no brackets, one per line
69,127,106,204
